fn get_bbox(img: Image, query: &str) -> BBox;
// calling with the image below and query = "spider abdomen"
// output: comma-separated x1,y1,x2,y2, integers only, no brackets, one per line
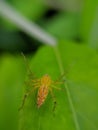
37,85,49,108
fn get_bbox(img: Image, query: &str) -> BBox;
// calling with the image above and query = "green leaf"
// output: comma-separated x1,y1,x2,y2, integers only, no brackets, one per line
19,41,98,130
45,13,79,40
80,0,98,46
0,54,26,130
11,0,46,19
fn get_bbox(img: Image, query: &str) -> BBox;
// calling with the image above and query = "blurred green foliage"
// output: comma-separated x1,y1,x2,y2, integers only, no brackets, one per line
20,41,98,130
0,42,98,130
0,54,26,130
0,0,98,130
80,0,98,43
45,13,79,40
1,0,47,30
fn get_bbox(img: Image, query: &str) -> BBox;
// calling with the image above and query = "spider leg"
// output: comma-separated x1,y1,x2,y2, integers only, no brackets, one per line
21,52,36,78
53,80,64,84
19,85,39,111
51,85,61,90
32,79,41,83
51,80,65,91
24,78,41,89
55,72,66,82
49,88,57,112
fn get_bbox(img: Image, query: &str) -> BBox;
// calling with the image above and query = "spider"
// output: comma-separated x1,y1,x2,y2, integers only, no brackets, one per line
19,53,65,111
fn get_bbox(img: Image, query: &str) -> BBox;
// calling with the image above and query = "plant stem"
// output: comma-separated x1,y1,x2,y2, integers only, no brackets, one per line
0,1,57,46
53,46,80,130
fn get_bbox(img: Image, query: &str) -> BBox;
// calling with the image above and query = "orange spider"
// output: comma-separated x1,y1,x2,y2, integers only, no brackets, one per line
19,53,65,111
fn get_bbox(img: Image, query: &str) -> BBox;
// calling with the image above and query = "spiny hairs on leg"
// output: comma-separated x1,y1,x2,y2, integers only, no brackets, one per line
18,87,38,111
18,93,28,111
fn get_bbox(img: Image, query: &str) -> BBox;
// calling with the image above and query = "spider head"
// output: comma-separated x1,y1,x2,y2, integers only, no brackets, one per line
41,74,51,86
